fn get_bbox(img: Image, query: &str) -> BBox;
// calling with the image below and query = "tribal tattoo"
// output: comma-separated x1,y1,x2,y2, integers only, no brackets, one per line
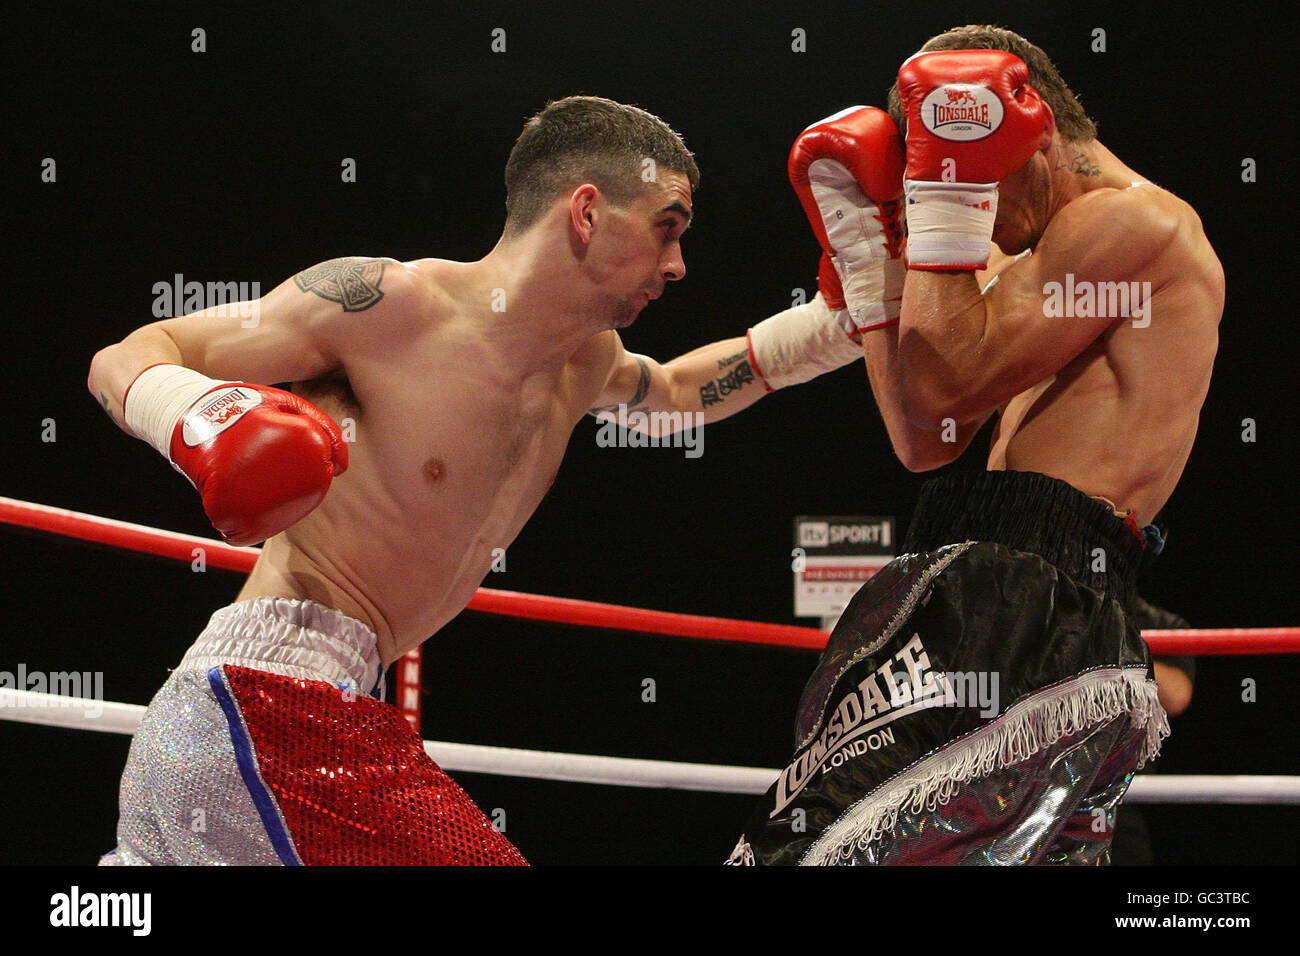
589,356,652,417
700,359,755,407
294,257,388,312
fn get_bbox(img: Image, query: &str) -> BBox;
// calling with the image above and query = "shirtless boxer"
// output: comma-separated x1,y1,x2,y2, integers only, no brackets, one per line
728,26,1224,864
87,95,804,864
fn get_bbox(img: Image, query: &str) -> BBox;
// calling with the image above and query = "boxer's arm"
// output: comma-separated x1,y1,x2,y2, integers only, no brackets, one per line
861,325,989,471
897,188,1175,426
589,323,987,465
851,246,1005,471
587,332,767,435
88,256,412,434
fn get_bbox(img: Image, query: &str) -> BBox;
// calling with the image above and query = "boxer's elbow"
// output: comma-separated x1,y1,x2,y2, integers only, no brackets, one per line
88,326,185,406
893,432,964,473
1161,685,1192,718
1154,664,1194,717
87,345,118,397
895,443,953,473
879,408,965,473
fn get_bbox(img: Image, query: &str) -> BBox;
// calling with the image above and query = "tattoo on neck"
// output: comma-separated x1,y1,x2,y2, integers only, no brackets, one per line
1059,151,1101,177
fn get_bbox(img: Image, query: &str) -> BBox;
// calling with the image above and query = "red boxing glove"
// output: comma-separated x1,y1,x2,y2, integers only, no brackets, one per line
169,384,347,546
898,50,1052,185
747,106,907,393
788,106,905,332
897,50,1053,270
124,364,347,546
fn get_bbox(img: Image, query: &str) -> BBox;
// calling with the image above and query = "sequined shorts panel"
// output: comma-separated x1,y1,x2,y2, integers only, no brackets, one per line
102,596,384,865
101,666,283,865
101,597,526,866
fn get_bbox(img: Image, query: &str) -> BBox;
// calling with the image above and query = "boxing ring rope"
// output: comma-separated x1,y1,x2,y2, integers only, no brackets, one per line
3,496,1296,655
3,494,1299,806
4,688,1299,804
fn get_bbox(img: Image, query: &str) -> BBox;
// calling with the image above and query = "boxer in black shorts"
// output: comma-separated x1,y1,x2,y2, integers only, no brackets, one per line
730,471,1165,864
731,26,1222,864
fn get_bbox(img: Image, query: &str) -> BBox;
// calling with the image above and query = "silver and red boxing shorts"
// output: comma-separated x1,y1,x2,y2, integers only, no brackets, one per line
101,597,526,865
729,470,1168,865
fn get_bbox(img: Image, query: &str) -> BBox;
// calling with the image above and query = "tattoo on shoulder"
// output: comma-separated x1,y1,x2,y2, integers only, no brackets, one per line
294,257,388,312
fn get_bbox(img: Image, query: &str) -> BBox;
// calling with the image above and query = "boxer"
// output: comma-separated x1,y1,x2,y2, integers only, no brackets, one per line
729,26,1223,864
89,95,822,864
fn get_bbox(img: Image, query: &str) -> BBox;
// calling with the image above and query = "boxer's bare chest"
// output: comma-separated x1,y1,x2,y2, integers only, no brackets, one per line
294,331,584,545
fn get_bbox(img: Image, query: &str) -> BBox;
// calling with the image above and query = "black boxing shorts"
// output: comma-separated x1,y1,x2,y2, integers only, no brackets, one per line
728,470,1168,865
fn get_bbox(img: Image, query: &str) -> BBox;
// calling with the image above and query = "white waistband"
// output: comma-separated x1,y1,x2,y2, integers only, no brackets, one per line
177,597,384,696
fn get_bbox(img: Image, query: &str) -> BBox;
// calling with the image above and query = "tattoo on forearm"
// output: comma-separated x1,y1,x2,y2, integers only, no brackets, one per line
98,391,116,423
717,350,748,369
294,257,387,312
699,360,755,407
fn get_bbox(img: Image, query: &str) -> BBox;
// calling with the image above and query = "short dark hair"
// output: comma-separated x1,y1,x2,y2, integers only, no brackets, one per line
503,95,700,236
887,25,1098,142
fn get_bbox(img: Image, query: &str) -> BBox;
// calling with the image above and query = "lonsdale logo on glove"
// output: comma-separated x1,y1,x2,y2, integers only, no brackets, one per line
181,387,265,447
919,84,1005,141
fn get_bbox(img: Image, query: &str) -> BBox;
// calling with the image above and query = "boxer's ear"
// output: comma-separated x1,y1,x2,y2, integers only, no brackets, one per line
1033,91,1056,152
568,184,600,243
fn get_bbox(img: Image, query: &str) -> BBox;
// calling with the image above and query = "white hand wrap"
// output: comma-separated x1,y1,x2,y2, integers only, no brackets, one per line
808,159,904,332
123,364,231,460
838,258,905,333
903,179,999,270
746,293,863,391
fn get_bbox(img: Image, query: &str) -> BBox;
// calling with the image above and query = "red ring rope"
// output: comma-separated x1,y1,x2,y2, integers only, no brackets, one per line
2,495,1296,655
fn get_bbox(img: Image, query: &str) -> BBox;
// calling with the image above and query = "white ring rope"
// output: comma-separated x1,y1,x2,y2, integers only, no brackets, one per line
4,688,1297,804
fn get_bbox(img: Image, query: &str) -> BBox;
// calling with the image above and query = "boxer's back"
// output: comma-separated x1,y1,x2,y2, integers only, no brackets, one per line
237,257,609,663
988,171,1224,523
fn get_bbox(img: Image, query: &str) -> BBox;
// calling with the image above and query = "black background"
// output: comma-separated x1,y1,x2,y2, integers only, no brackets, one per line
4,1,1296,868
